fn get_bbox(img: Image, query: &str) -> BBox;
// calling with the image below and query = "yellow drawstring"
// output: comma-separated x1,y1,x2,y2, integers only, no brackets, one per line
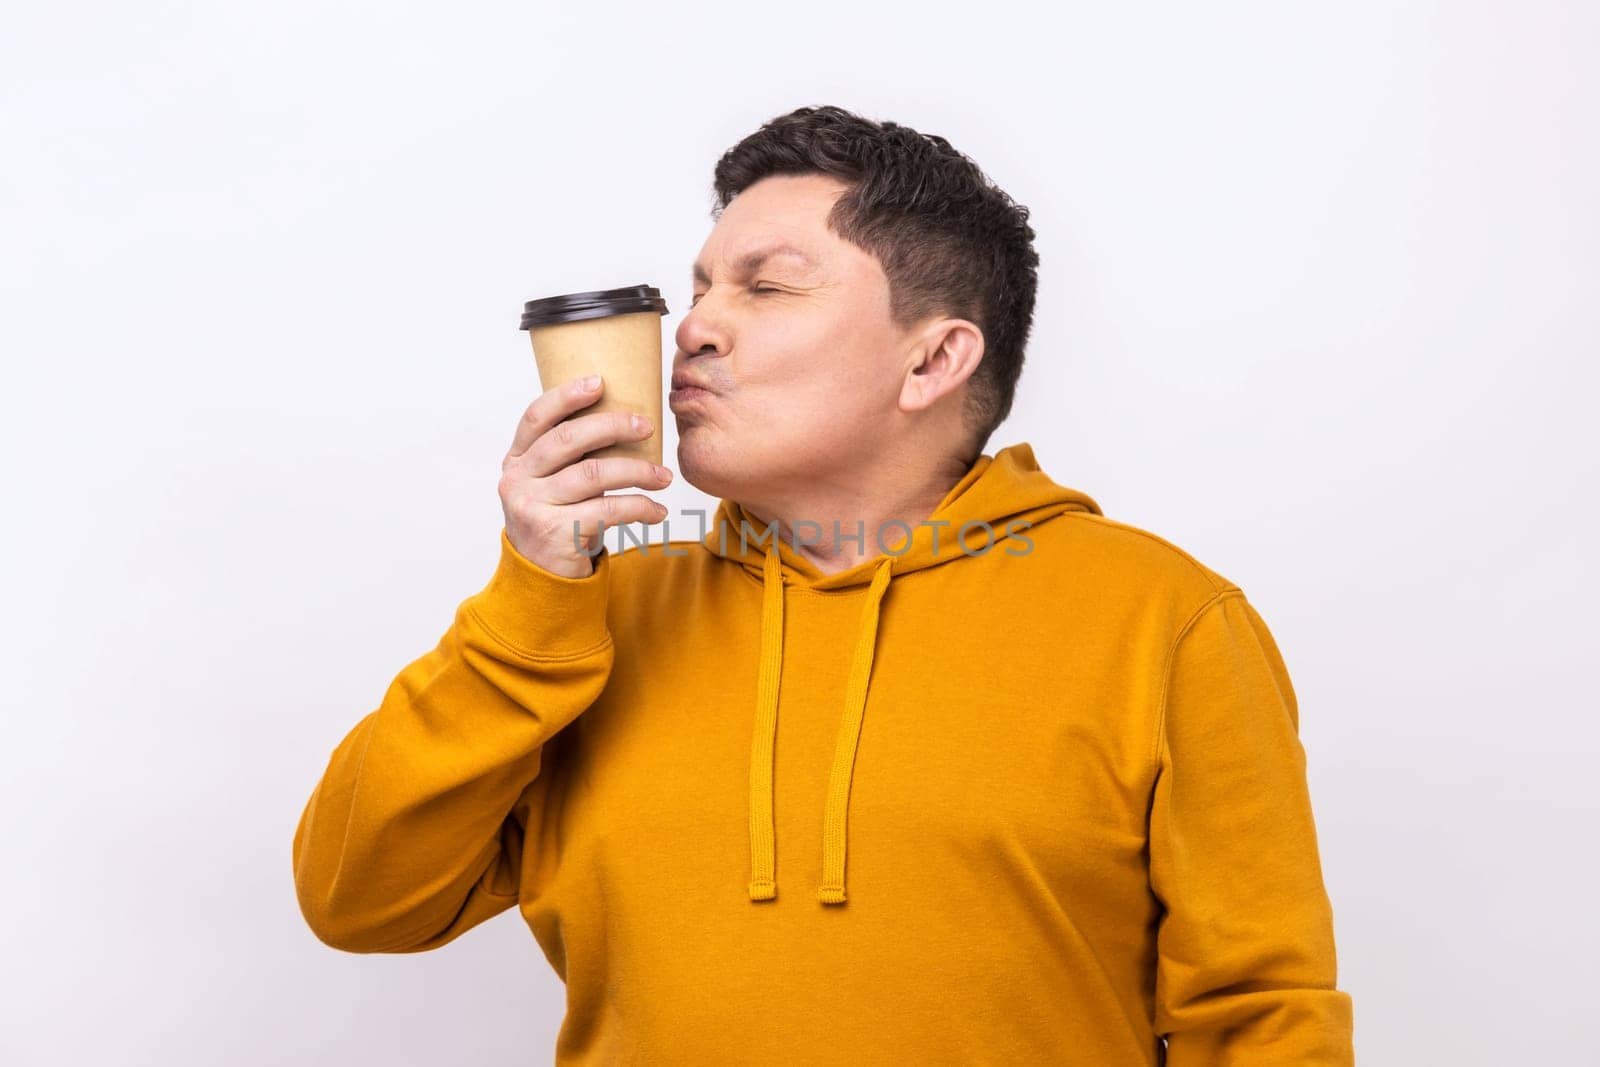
747,544,786,901
817,556,894,904
748,542,895,906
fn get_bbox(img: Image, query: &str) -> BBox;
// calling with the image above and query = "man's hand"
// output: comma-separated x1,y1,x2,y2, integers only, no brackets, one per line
498,374,673,578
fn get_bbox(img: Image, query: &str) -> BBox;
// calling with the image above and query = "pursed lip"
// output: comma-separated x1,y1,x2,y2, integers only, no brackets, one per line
670,371,715,393
669,371,717,408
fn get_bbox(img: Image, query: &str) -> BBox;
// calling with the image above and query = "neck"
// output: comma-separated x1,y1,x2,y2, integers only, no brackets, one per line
735,445,977,577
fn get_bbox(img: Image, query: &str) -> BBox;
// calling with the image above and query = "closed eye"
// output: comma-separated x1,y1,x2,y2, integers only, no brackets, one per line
688,286,783,309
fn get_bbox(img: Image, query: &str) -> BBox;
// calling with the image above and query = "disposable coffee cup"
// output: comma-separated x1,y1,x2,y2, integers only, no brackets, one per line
520,284,671,467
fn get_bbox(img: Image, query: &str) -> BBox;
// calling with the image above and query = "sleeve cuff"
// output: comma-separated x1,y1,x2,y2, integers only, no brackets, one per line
460,528,614,660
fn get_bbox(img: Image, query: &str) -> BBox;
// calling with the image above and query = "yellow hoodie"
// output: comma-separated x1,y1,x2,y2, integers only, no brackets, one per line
293,441,1354,1065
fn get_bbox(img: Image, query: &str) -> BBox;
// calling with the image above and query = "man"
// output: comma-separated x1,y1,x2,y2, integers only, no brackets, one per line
294,105,1355,1064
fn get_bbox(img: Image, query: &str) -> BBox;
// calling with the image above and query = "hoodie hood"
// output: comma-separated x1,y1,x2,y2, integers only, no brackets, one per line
699,442,1103,905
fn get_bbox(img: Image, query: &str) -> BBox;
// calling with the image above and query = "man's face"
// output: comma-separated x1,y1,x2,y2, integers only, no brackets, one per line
671,173,915,503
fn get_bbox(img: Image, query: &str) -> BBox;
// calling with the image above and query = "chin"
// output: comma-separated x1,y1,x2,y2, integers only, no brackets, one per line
678,426,829,506
673,429,740,500
676,427,795,501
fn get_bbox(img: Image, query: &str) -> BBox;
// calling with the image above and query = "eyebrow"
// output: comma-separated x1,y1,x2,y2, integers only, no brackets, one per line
692,244,818,286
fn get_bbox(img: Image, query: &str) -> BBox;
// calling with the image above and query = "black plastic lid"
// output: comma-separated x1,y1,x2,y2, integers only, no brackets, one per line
520,284,670,329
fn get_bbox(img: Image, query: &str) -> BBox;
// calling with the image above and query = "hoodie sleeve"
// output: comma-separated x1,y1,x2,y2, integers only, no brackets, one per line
292,529,615,954
1148,588,1354,1064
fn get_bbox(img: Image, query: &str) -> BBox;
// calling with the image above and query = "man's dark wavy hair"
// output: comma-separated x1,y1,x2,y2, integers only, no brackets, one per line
710,105,1039,459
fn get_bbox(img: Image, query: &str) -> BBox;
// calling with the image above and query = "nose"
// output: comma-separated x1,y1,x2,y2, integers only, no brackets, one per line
674,293,729,363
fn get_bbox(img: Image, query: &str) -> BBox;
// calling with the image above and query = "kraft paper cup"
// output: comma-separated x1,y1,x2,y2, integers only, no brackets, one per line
520,284,670,467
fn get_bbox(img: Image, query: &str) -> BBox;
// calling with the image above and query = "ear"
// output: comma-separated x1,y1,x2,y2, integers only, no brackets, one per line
899,319,985,414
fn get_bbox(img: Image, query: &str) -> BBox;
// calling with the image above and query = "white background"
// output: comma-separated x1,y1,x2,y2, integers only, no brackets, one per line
3,2,1595,1063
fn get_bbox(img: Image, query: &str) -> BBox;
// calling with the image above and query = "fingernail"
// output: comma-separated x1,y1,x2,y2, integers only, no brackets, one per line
632,414,651,432
581,374,601,390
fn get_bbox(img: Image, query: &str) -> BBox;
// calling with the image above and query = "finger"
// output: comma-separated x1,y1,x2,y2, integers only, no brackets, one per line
524,410,652,479
562,494,670,541
507,375,604,459
541,456,672,506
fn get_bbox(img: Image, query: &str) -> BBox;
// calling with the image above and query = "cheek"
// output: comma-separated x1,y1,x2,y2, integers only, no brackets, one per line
733,319,819,391
739,305,893,413
780,374,881,438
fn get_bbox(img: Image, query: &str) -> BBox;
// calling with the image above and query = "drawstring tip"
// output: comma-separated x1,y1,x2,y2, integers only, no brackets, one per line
749,879,776,901
818,884,847,905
